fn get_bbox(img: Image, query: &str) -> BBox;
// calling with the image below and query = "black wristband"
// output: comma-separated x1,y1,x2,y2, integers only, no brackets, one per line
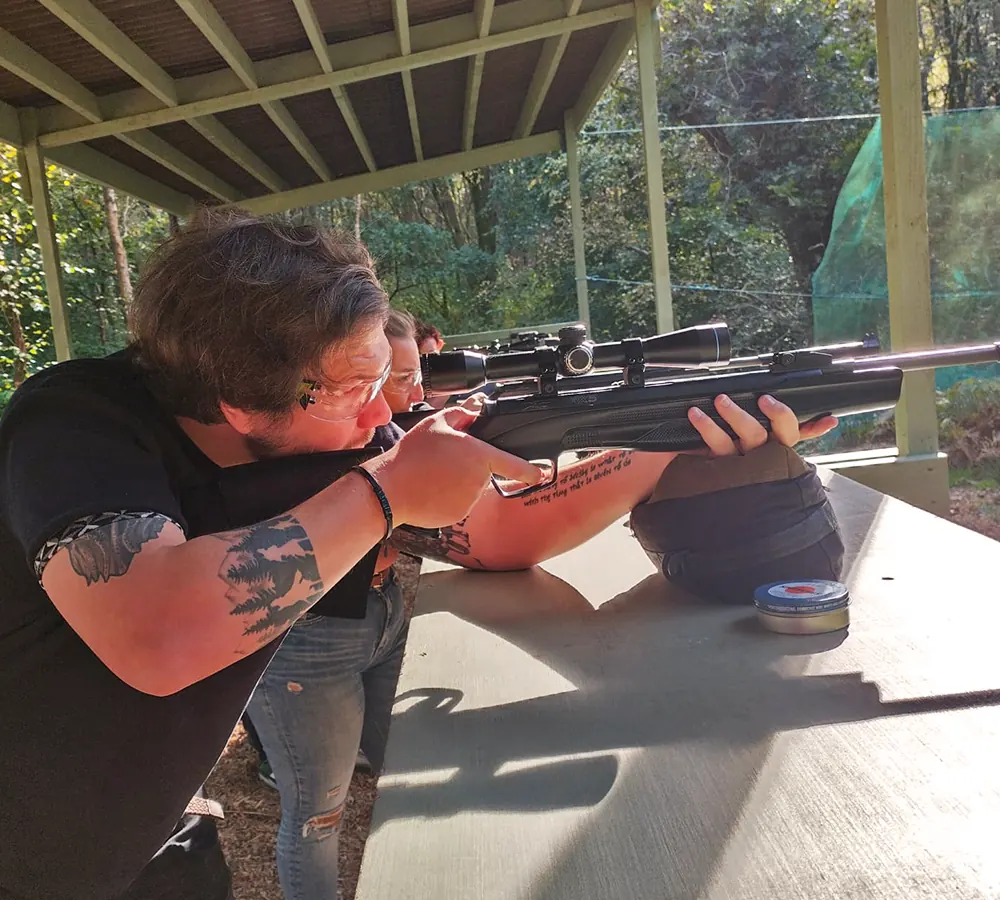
351,466,393,541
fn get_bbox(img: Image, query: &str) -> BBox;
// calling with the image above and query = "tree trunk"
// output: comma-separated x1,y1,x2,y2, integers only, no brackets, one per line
354,193,362,240
0,298,27,387
429,180,465,247
102,186,133,305
465,169,497,255
168,214,180,235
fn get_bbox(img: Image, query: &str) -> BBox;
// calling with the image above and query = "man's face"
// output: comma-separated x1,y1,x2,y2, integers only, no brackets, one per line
240,324,394,458
382,335,425,414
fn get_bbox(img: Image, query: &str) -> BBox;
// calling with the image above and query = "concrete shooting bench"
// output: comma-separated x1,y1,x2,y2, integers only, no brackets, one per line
354,469,1000,900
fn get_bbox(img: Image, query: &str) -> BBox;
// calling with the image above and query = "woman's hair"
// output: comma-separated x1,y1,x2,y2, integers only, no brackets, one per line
385,308,417,341
128,207,389,423
415,320,443,346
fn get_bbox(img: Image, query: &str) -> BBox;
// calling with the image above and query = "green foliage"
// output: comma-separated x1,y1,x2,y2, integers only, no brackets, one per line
0,146,171,394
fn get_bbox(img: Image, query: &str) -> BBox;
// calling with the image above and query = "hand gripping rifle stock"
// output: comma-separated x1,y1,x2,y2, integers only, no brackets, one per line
394,323,1000,497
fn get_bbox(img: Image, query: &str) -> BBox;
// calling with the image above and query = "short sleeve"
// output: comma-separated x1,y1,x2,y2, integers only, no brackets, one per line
0,369,187,574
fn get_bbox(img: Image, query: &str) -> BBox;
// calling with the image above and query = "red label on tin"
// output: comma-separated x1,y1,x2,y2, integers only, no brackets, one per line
785,585,817,594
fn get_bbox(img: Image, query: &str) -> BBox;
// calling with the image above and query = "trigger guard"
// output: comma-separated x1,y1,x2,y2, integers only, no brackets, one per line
490,460,559,498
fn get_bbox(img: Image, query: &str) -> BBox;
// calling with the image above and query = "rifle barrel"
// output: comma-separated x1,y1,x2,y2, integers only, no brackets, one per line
840,342,1000,371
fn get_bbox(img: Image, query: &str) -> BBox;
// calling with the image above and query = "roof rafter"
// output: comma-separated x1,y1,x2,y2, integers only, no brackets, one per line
231,131,562,216
290,0,377,172
34,0,284,194
462,0,495,151
0,24,240,201
392,0,423,161
515,0,583,138
37,0,634,149
174,0,329,182
568,16,635,131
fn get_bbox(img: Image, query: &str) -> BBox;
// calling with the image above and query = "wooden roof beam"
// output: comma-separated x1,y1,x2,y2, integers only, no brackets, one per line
38,0,634,148
174,0,328,183
462,0,495,151
231,131,561,217
515,0,583,138
0,98,21,146
289,0,377,172
568,16,635,131
0,25,238,201
392,0,423,161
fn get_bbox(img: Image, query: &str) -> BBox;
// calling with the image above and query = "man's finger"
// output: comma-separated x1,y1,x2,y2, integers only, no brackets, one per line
758,395,799,447
687,406,739,456
485,446,546,487
716,394,769,450
439,404,480,432
799,416,839,440
459,392,487,412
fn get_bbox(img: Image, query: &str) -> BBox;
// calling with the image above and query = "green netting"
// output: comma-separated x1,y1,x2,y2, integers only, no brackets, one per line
812,107,1000,389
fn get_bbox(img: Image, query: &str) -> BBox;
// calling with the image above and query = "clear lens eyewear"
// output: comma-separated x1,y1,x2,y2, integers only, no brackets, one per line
385,367,423,391
296,358,392,422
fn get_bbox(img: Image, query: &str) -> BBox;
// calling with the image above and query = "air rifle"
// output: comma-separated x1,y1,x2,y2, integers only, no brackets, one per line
394,322,1000,496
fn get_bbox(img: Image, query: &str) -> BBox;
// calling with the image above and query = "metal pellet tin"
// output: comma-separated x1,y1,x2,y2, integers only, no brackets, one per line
752,580,851,635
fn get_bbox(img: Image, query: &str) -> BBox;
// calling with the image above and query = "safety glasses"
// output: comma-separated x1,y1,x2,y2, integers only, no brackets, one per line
296,356,393,422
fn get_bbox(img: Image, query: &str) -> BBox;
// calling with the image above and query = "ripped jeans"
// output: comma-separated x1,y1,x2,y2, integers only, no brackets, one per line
244,574,408,900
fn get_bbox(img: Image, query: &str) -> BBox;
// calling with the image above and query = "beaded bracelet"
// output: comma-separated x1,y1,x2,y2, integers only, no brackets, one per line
350,466,393,541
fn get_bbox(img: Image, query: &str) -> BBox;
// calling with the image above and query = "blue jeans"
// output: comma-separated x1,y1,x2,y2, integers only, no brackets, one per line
245,574,408,900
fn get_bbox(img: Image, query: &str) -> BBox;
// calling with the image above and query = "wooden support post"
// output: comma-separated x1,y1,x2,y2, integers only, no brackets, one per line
633,0,673,333
20,111,72,361
565,112,590,330
875,0,938,457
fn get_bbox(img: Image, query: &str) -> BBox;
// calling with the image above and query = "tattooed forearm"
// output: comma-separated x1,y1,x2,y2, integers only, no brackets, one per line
213,513,325,650
519,451,634,508
389,519,486,568
67,514,168,586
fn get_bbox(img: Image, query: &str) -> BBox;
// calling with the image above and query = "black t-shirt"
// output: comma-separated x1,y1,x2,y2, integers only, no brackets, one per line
0,351,399,900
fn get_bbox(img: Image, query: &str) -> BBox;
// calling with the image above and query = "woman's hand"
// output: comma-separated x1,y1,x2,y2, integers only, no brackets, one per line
688,393,838,457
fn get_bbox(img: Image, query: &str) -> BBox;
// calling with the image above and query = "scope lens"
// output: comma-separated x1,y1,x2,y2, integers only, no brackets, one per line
421,350,487,394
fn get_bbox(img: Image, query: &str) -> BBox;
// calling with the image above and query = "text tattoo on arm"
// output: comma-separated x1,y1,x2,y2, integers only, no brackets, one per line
520,450,634,508
214,514,326,651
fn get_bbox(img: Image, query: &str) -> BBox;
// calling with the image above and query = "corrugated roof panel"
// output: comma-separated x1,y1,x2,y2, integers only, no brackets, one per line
211,0,315,63
148,120,270,196
85,135,214,202
475,40,544,147
2,0,139,95
411,57,465,159
280,90,369,180
89,0,228,81
347,74,417,170
214,104,318,190
535,22,619,134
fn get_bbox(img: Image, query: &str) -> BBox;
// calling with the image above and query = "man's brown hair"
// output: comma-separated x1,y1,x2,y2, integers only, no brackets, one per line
128,207,389,423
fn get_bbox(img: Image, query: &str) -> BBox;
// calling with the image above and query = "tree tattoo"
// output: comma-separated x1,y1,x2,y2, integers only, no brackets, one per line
68,515,167,586
215,514,326,648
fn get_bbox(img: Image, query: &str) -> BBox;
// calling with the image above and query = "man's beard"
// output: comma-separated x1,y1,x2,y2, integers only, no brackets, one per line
244,430,291,460
244,427,377,459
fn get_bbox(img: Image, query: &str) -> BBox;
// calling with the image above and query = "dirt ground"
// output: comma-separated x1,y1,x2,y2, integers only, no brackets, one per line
207,490,1000,900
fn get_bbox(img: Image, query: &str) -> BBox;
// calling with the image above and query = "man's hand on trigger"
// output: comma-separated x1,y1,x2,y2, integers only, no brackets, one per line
686,393,838,457
367,393,544,529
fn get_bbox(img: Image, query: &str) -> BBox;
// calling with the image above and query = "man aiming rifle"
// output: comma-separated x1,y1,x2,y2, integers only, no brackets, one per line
0,209,835,900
